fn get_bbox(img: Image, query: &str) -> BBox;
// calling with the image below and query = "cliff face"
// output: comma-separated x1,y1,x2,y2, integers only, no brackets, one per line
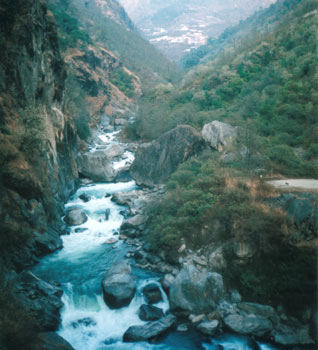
0,0,78,270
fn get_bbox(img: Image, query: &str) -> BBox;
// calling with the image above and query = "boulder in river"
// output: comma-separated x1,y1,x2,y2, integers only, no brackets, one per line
223,313,273,337
197,320,219,335
130,125,205,187
33,332,75,350
143,283,163,304
101,260,136,309
201,120,238,151
64,207,88,226
121,215,148,230
105,144,124,160
123,314,176,342
139,304,164,321
169,264,224,314
79,194,91,202
77,151,116,182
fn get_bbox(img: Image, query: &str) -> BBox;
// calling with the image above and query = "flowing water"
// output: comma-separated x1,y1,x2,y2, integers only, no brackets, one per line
33,129,278,350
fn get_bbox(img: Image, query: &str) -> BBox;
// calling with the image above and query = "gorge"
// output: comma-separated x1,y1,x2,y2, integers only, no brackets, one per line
0,0,317,349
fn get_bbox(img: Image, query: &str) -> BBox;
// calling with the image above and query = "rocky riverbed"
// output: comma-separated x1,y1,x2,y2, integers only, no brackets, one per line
30,123,316,350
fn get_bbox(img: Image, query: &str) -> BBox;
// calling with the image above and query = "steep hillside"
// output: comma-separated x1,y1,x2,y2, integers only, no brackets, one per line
127,0,318,318
119,0,276,61
47,0,142,134
0,0,78,348
56,0,179,87
132,0,318,178
47,0,179,131
0,0,78,270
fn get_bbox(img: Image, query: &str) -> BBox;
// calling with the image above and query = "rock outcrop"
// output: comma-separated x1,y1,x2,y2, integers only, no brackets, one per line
272,321,315,345
217,300,315,344
201,121,238,151
33,332,75,350
123,314,176,342
0,0,79,272
77,151,116,182
130,125,205,186
223,313,273,337
101,261,136,309
18,272,63,331
169,264,224,314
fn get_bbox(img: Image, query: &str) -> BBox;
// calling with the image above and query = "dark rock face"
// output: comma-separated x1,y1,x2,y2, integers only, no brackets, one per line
130,125,205,186
18,272,63,331
139,304,164,321
169,264,224,314
123,314,176,342
64,207,88,226
272,321,315,345
101,261,136,309
0,0,78,270
33,332,75,350
142,283,163,304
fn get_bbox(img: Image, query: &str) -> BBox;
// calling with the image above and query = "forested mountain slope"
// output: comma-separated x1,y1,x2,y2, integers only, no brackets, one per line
132,0,317,178
126,0,318,318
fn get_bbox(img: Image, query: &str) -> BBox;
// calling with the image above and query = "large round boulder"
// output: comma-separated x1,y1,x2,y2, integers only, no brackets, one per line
130,125,205,187
142,283,163,304
77,151,116,182
101,261,136,309
64,207,88,226
201,120,238,151
169,264,224,314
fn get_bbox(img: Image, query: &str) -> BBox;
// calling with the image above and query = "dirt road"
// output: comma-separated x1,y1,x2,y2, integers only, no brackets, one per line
268,179,318,190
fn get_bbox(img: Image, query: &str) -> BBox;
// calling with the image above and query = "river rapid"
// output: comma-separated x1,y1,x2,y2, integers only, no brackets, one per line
32,128,278,350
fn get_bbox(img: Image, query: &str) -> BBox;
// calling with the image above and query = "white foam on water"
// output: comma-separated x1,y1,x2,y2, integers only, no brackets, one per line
112,151,135,170
58,277,170,350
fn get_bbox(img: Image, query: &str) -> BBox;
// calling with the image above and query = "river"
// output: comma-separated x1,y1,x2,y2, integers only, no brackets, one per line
32,128,278,350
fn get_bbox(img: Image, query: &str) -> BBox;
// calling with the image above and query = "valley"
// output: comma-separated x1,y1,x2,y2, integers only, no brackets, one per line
0,0,316,349
119,0,277,61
